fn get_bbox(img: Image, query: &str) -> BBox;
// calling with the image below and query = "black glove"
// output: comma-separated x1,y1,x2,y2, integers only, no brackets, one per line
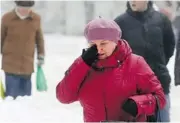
122,99,138,117
81,45,98,66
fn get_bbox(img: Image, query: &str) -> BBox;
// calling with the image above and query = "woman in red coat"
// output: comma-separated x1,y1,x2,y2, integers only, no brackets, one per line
56,18,166,122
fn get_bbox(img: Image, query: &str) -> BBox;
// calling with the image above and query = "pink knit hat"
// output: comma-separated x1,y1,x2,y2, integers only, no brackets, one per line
84,18,122,42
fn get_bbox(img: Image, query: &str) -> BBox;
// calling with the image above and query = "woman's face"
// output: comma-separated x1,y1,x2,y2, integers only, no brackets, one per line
89,40,117,59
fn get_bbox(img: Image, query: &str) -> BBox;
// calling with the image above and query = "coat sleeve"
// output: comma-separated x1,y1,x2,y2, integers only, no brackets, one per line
129,56,166,116
162,15,175,64
174,31,180,86
36,17,45,57
56,57,90,104
1,15,7,54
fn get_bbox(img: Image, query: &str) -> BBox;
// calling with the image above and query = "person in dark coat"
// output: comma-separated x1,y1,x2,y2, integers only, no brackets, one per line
160,3,180,86
173,12,180,86
114,1,175,122
56,18,166,122
1,0,45,100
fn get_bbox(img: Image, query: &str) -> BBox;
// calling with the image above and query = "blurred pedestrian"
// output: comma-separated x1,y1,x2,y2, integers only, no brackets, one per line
173,3,180,86
160,4,180,86
1,0,45,100
174,27,180,86
114,1,175,122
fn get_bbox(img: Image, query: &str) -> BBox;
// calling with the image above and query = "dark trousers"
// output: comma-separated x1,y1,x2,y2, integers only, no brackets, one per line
5,73,32,99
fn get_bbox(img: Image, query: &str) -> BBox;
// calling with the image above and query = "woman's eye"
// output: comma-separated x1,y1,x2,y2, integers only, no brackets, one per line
101,43,107,45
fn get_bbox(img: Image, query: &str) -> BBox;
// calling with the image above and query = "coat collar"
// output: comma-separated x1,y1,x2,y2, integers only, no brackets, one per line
11,9,34,20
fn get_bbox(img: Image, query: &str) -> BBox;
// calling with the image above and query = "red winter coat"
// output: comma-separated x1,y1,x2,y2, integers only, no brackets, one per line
56,40,166,122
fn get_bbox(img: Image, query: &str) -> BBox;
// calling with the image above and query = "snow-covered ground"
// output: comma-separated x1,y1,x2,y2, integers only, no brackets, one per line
0,34,180,123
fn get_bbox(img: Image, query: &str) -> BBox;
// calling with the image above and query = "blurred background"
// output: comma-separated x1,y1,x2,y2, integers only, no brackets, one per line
1,1,180,35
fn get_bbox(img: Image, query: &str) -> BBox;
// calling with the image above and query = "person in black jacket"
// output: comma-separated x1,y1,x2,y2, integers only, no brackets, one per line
173,14,180,86
114,1,175,122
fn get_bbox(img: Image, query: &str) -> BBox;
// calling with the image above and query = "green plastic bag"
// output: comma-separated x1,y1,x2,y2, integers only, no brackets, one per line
36,66,48,92
0,78,5,99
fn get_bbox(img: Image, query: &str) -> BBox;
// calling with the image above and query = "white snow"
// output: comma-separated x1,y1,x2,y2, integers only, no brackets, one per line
0,34,180,123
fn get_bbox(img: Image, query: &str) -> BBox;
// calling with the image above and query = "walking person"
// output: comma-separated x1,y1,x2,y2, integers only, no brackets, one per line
56,18,166,122
1,0,45,100
114,1,175,122
173,3,180,86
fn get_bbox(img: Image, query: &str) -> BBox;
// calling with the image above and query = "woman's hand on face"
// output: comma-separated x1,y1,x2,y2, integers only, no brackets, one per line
81,45,98,67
